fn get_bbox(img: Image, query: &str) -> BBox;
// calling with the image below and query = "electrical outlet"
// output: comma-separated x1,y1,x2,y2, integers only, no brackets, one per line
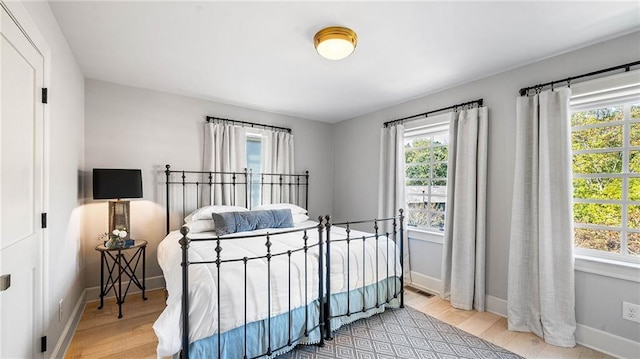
622,302,640,323
58,299,64,322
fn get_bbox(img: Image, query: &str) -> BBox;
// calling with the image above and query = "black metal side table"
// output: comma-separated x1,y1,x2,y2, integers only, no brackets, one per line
95,240,147,318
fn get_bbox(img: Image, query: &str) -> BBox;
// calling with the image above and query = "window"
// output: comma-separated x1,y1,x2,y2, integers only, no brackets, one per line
246,135,262,208
571,101,640,261
404,124,449,232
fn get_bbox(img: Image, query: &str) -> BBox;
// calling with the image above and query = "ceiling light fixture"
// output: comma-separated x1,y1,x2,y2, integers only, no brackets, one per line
314,26,357,60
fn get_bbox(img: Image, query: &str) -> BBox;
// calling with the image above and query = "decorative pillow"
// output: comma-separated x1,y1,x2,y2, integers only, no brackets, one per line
184,219,216,233
253,203,307,215
292,213,310,223
184,205,248,223
212,209,293,235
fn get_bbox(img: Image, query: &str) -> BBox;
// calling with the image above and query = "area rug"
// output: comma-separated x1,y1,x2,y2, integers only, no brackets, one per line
279,306,523,358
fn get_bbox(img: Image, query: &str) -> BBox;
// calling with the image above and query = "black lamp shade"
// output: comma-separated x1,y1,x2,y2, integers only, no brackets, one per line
93,169,143,200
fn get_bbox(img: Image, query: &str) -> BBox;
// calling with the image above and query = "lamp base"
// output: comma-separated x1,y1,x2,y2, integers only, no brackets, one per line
108,200,130,240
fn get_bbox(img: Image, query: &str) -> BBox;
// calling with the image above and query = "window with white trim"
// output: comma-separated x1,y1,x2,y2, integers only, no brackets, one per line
246,134,262,208
404,123,449,232
571,86,640,261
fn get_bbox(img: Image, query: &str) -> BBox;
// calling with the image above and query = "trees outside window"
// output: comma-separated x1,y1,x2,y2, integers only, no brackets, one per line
404,126,449,231
572,102,640,260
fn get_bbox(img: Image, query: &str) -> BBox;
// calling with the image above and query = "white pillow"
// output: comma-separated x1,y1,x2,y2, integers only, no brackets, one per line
184,205,248,223
184,219,216,233
253,203,307,215
292,213,310,223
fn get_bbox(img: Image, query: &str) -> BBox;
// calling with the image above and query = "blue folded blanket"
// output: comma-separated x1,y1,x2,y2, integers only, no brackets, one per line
212,209,293,235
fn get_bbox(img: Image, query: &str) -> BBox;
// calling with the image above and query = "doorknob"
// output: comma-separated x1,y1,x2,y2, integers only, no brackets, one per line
0,274,10,291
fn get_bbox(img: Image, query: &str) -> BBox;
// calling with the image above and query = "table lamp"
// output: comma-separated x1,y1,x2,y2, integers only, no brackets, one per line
93,168,143,240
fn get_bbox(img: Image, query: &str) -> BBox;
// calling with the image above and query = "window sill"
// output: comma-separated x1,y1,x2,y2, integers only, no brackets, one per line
574,254,640,283
407,228,444,244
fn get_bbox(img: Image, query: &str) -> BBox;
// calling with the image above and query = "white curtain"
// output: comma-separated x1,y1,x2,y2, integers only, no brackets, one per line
261,130,295,204
508,88,576,347
440,107,488,311
203,122,247,206
377,124,410,281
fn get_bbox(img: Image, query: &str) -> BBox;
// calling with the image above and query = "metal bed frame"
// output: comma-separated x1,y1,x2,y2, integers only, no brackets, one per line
165,164,309,234
164,165,404,359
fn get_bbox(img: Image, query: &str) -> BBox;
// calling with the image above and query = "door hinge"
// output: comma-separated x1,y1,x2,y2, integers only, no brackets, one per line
41,213,47,229
40,336,47,352
42,88,48,104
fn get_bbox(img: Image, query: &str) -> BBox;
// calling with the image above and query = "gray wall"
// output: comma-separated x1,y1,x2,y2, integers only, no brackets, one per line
18,0,639,351
17,1,86,355
332,31,640,342
83,79,333,289
409,238,442,279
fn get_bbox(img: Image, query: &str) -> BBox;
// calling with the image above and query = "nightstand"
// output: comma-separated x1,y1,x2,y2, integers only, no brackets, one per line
95,240,147,318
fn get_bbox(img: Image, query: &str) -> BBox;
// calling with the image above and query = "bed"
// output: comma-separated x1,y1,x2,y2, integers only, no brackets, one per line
153,166,404,358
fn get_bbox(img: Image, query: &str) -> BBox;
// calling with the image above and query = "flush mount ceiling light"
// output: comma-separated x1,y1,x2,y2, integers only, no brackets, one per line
314,26,357,60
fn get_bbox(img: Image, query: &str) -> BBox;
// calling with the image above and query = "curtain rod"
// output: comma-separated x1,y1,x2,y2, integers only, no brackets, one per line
206,116,292,133
519,60,640,96
383,98,484,128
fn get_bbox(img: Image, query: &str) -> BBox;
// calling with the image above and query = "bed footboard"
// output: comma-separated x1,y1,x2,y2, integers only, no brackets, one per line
176,210,404,358
323,209,404,341
179,221,326,359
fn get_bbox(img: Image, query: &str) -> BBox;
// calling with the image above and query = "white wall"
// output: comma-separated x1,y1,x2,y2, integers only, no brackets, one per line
83,79,334,290
9,0,86,356
9,0,639,354
332,31,640,344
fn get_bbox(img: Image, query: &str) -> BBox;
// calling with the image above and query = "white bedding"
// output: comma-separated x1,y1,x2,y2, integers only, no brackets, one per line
153,220,401,357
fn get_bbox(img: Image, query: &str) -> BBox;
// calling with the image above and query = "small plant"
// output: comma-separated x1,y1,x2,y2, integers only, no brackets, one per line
98,228,128,248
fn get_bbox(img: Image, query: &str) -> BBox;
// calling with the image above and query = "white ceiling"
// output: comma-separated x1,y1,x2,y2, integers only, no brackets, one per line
49,1,640,123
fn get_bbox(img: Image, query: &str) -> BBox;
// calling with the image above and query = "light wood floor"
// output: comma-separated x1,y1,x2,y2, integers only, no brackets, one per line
65,288,613,359
403,289,612,359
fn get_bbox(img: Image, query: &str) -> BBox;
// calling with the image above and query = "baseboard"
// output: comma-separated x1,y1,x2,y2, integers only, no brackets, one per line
84,275,165,302
409,271,441,295
485,294,507,317
409,271,508,318
477,295,639,359
576,324,640,359
408,272,638,358
50,276,166,358
482,295,639,359
50,290,86,359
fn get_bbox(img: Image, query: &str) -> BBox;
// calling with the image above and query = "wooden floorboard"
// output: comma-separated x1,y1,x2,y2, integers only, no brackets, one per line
65,289,165,359
65,288,613,358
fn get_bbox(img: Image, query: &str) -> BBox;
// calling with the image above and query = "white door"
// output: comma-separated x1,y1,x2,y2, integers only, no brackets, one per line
0,4,45,358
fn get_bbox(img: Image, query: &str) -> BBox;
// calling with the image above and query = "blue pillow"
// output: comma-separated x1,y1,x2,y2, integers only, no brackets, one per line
212,209,293,235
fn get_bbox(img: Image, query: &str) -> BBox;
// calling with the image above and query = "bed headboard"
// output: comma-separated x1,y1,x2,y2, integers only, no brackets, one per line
164,164,309,233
